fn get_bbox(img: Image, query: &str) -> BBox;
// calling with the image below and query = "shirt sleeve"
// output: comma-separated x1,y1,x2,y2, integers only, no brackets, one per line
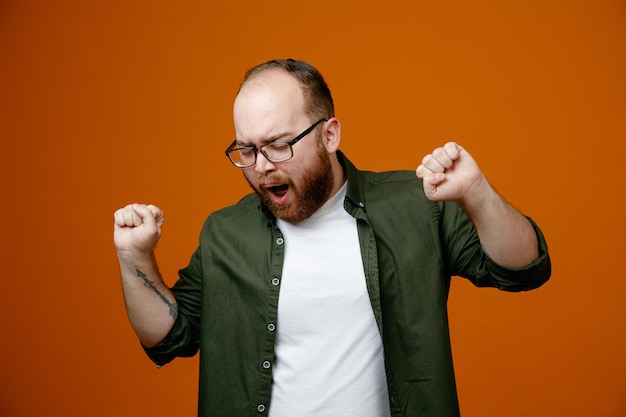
442,200,551,292
473,217,551,291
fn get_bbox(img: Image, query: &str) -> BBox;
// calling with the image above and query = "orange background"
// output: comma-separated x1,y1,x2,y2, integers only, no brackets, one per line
1,0,625,416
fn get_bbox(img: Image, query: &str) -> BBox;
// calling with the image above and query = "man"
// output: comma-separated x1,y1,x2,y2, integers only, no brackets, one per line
113,59,551,417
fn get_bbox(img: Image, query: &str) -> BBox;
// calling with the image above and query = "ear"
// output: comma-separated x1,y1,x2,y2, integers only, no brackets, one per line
321,118,341,153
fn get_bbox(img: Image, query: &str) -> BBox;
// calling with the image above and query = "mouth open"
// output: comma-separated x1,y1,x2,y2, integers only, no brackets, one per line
270,184,288,197
266,184,289,204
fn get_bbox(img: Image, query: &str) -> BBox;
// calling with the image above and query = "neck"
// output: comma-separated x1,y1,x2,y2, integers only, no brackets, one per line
327,154,347,200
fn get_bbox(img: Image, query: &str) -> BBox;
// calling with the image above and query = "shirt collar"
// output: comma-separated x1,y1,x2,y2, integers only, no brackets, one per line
336,151,367,219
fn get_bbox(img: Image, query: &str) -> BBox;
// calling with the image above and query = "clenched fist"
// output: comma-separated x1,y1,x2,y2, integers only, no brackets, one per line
113,204,164,255
416,142,486,204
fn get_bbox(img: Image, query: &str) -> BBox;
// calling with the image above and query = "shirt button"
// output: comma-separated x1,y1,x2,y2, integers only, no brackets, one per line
267,323,275,332
262,360,271,369
271,277,280,286
276,237,284,245
257,404,266,413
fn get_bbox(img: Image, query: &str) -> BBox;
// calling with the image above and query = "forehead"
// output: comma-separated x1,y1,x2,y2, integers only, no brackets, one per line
233,70,307,142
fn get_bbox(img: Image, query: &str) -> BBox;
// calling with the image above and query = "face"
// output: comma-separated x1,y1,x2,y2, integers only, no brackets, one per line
233,70,337,223
244,137,334,222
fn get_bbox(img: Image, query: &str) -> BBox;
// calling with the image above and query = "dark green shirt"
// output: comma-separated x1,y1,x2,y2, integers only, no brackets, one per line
144,152,551,417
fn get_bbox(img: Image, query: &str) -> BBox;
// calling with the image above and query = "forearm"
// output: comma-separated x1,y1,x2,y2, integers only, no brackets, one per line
416,143,541,268
460,181,539,269
117,252,178,347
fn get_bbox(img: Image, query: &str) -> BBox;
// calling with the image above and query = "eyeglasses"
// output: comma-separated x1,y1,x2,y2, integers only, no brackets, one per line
225,118,327,168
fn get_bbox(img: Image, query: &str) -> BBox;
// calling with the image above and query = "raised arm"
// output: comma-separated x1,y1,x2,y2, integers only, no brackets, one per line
113,203,177,347
416,142,539,269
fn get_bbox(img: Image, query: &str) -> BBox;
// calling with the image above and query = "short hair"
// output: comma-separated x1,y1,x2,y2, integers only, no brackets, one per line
240,59,335,121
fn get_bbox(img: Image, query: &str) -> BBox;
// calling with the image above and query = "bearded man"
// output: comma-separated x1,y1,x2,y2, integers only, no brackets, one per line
114,59,551,417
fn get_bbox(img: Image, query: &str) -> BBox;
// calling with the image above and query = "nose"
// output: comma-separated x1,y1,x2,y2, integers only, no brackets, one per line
255,151,277,174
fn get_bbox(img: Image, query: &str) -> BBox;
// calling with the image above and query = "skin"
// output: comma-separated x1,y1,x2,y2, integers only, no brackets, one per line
113,68,539,347
233,70,344,222
114,203,173,347
416,142,539,267
234,69,344,223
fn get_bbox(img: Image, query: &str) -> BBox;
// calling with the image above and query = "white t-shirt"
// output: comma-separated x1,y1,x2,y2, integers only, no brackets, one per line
270,183,390,417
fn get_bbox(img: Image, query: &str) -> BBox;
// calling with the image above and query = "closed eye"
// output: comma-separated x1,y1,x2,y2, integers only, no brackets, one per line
237,147,257,155
265,142,290,151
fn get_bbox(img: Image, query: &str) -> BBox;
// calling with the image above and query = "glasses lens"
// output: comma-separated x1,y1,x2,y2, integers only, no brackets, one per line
263,143,292,163
230,148,256,167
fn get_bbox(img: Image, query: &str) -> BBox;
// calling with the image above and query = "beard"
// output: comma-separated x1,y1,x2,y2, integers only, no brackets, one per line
245,143,335,223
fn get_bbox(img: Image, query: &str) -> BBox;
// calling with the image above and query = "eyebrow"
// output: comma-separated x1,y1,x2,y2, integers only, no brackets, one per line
236,131,292,147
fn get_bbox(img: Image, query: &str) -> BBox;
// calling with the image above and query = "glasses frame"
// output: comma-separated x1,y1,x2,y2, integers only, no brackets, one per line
225,118,328,168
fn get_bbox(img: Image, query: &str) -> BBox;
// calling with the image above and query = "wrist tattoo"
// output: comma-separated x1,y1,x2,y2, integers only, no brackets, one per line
135,269,179,320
